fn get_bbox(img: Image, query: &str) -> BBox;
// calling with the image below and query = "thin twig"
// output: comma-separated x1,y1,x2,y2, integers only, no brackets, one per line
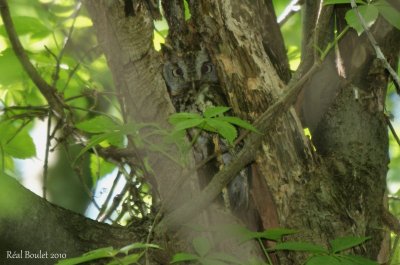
277,0,303,26
96,171,123,221
350,0,400,94
42,112,52,199
52,1,82,89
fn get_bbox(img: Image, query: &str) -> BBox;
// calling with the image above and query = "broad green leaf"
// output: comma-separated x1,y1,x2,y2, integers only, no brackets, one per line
90,155,115,183
330,236,370,253
75,132,122,162
345,5,379,35
174,118,205,131
0,122,36,159
257,228,299,241
76,116,121,133
118,242,160,255
56,247,117,265
218,116,260,133
205,119,237,145
193,236,211,257
272,242,327,254
0,49,26,86
340,254,379,265
171,252,199,263
374,0,400,30
3,132,36,159
106,253,143,265
203,106,230,118
169,112,202,125
0,16,51,38
323,0,365,5
306,255,342,265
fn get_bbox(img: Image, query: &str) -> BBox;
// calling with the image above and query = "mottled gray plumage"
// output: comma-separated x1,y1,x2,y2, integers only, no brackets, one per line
162,47,249,213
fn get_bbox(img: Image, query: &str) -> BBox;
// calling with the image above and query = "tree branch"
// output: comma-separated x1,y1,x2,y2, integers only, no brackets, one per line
350,0,400,93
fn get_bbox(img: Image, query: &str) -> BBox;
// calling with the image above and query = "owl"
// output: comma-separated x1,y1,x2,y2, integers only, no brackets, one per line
162,46,249,213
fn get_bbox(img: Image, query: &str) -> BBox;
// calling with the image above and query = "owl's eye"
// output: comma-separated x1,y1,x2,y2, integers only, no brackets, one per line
172,67,184,77
201,62,213,74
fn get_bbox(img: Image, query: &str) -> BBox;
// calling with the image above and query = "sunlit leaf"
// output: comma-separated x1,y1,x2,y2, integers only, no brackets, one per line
90,155,115,183
0,16,51,38
0,122,36,159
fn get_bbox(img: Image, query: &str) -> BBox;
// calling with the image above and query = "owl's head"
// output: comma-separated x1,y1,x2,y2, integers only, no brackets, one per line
162,46,218,96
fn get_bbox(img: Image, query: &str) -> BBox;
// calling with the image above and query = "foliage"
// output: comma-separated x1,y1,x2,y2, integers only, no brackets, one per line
169,106,260,145
171,227,377,265
55,243,160,265
324,0,400,34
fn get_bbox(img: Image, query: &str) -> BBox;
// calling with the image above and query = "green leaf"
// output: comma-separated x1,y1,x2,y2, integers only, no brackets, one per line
0,122,36,159
75,132,122,162
203,106,231,118
76,115,121,133
218,116,260,133
257,228,299,241
0,16,51,38
306,255,342,265
340,254,379,265
323,0,365,5
118,242,160,255
90,155,115,183
193,236,211,257
169,112,202,125
106,253,143,265
330,236,370,253
170,252,199,263
374,0,400,30
56,247,117,265
174,118,205,131
0,49,26,86
345,5,379,35
272,242,328,254
205,119,237,145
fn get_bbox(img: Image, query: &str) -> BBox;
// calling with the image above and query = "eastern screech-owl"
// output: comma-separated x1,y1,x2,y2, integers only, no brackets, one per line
162,47,250,213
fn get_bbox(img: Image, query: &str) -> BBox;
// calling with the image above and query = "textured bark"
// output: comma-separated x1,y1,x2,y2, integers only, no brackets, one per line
84,0,200,216
0,174,144,265
189,1,399,264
